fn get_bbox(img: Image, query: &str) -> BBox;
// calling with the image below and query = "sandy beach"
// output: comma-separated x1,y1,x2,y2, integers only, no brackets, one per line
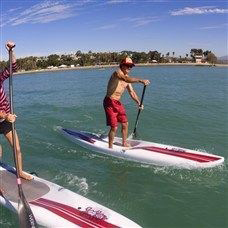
15,62,228,75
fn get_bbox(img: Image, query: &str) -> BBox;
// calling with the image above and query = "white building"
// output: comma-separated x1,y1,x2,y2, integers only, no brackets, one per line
59,64,67,68
194,55,203,63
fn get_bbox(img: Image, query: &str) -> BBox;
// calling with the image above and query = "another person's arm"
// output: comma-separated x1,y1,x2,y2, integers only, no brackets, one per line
0,41,17,83
5,41,16,64
0,112,16,122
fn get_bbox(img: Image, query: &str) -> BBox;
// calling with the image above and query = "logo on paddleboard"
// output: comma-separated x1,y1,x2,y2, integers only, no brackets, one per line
171,147,185,152
85,207,108,220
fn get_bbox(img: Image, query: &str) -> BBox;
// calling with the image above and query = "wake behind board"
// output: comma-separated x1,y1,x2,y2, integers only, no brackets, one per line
58,127,224,169
0,162,141,227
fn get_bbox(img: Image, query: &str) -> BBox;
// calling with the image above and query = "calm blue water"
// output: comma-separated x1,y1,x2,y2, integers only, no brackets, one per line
0,66,227,227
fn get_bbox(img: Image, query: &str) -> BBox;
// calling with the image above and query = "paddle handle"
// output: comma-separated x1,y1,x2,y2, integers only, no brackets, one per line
133,85,147,136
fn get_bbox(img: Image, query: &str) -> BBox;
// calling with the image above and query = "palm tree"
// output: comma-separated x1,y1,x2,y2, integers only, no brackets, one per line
185,54,188,62
172,52,175,62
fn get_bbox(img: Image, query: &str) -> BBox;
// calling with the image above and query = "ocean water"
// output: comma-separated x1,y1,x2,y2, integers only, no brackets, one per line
0,66,227,228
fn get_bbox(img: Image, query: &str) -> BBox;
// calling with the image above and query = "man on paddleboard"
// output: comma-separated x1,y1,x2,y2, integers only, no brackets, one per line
0,41,32,180
103,57,150,148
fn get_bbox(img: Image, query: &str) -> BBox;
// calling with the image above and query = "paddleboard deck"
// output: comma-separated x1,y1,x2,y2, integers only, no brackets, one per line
0,162,141,227
58,127,224,169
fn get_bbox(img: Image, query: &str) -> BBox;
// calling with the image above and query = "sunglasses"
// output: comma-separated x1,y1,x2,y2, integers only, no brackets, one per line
124,64,133,69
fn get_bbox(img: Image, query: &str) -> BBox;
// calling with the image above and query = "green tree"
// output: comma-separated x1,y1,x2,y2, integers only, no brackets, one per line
60,55,74,66
36,59,48,69
47,54,60,66
206,53,217,64
17,56,37,71
148,51,160,62
76,50,82,57
0,60,7,69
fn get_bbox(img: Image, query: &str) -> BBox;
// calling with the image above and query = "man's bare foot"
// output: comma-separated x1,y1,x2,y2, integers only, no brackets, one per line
19,172,33,180
122,142,131,147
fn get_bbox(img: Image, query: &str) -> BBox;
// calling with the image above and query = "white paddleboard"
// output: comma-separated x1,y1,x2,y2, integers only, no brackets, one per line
0,162,141,227
58,127,224,169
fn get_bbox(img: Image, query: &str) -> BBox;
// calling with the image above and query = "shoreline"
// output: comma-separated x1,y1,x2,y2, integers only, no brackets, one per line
15,62,228,75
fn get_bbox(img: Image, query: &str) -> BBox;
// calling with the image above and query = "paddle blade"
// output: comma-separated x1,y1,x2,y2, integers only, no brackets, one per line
128,133,133,140
132,132,137,139
128,131,137,140
18,188,37,228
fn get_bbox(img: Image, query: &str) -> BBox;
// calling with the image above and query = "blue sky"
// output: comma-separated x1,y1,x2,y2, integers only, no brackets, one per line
1,0,227,60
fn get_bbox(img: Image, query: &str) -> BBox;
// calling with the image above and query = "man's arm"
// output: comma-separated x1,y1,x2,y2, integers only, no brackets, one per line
114,71,150,85
126,84,141,106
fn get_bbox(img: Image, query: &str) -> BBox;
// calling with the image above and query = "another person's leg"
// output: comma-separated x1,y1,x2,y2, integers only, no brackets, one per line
0,144,2,159
0,144,3,195
5,130,32,180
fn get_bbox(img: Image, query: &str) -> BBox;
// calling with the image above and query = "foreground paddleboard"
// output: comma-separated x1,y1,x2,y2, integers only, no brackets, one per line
0,162,141,227
58,127,224,169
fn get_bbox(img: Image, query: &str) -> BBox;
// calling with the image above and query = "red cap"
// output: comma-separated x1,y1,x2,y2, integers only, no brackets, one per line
120,57,135,67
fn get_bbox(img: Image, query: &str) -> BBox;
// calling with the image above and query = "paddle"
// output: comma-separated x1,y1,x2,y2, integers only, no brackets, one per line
8,45,38,228
131,85,147,139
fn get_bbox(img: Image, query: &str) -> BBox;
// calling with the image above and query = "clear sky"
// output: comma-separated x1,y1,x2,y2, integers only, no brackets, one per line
1,0,227,60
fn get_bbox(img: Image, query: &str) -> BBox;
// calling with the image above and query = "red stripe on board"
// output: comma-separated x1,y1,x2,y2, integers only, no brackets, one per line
31,198,119,228
133,146,220,163
63,129,96,144
31,200,96,228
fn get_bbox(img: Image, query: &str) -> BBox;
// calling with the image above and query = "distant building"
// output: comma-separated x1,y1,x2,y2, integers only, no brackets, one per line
59,64,67,68
194,55,203,63
190,49,204,63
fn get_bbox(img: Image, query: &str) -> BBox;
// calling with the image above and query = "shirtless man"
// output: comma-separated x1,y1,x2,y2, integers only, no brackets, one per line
103,57,150,148
0,41,32,180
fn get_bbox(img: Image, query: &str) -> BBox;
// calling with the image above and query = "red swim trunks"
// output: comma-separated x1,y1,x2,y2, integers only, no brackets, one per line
103,97,128,127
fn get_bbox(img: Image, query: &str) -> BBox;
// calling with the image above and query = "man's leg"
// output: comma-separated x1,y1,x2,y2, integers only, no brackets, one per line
121,122,130,147
108,126,117,149
5,130,32,180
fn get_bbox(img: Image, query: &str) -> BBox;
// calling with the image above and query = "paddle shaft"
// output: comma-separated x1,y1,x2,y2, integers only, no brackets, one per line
9,48,37,228
9,48,18,174
132,85,147,136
